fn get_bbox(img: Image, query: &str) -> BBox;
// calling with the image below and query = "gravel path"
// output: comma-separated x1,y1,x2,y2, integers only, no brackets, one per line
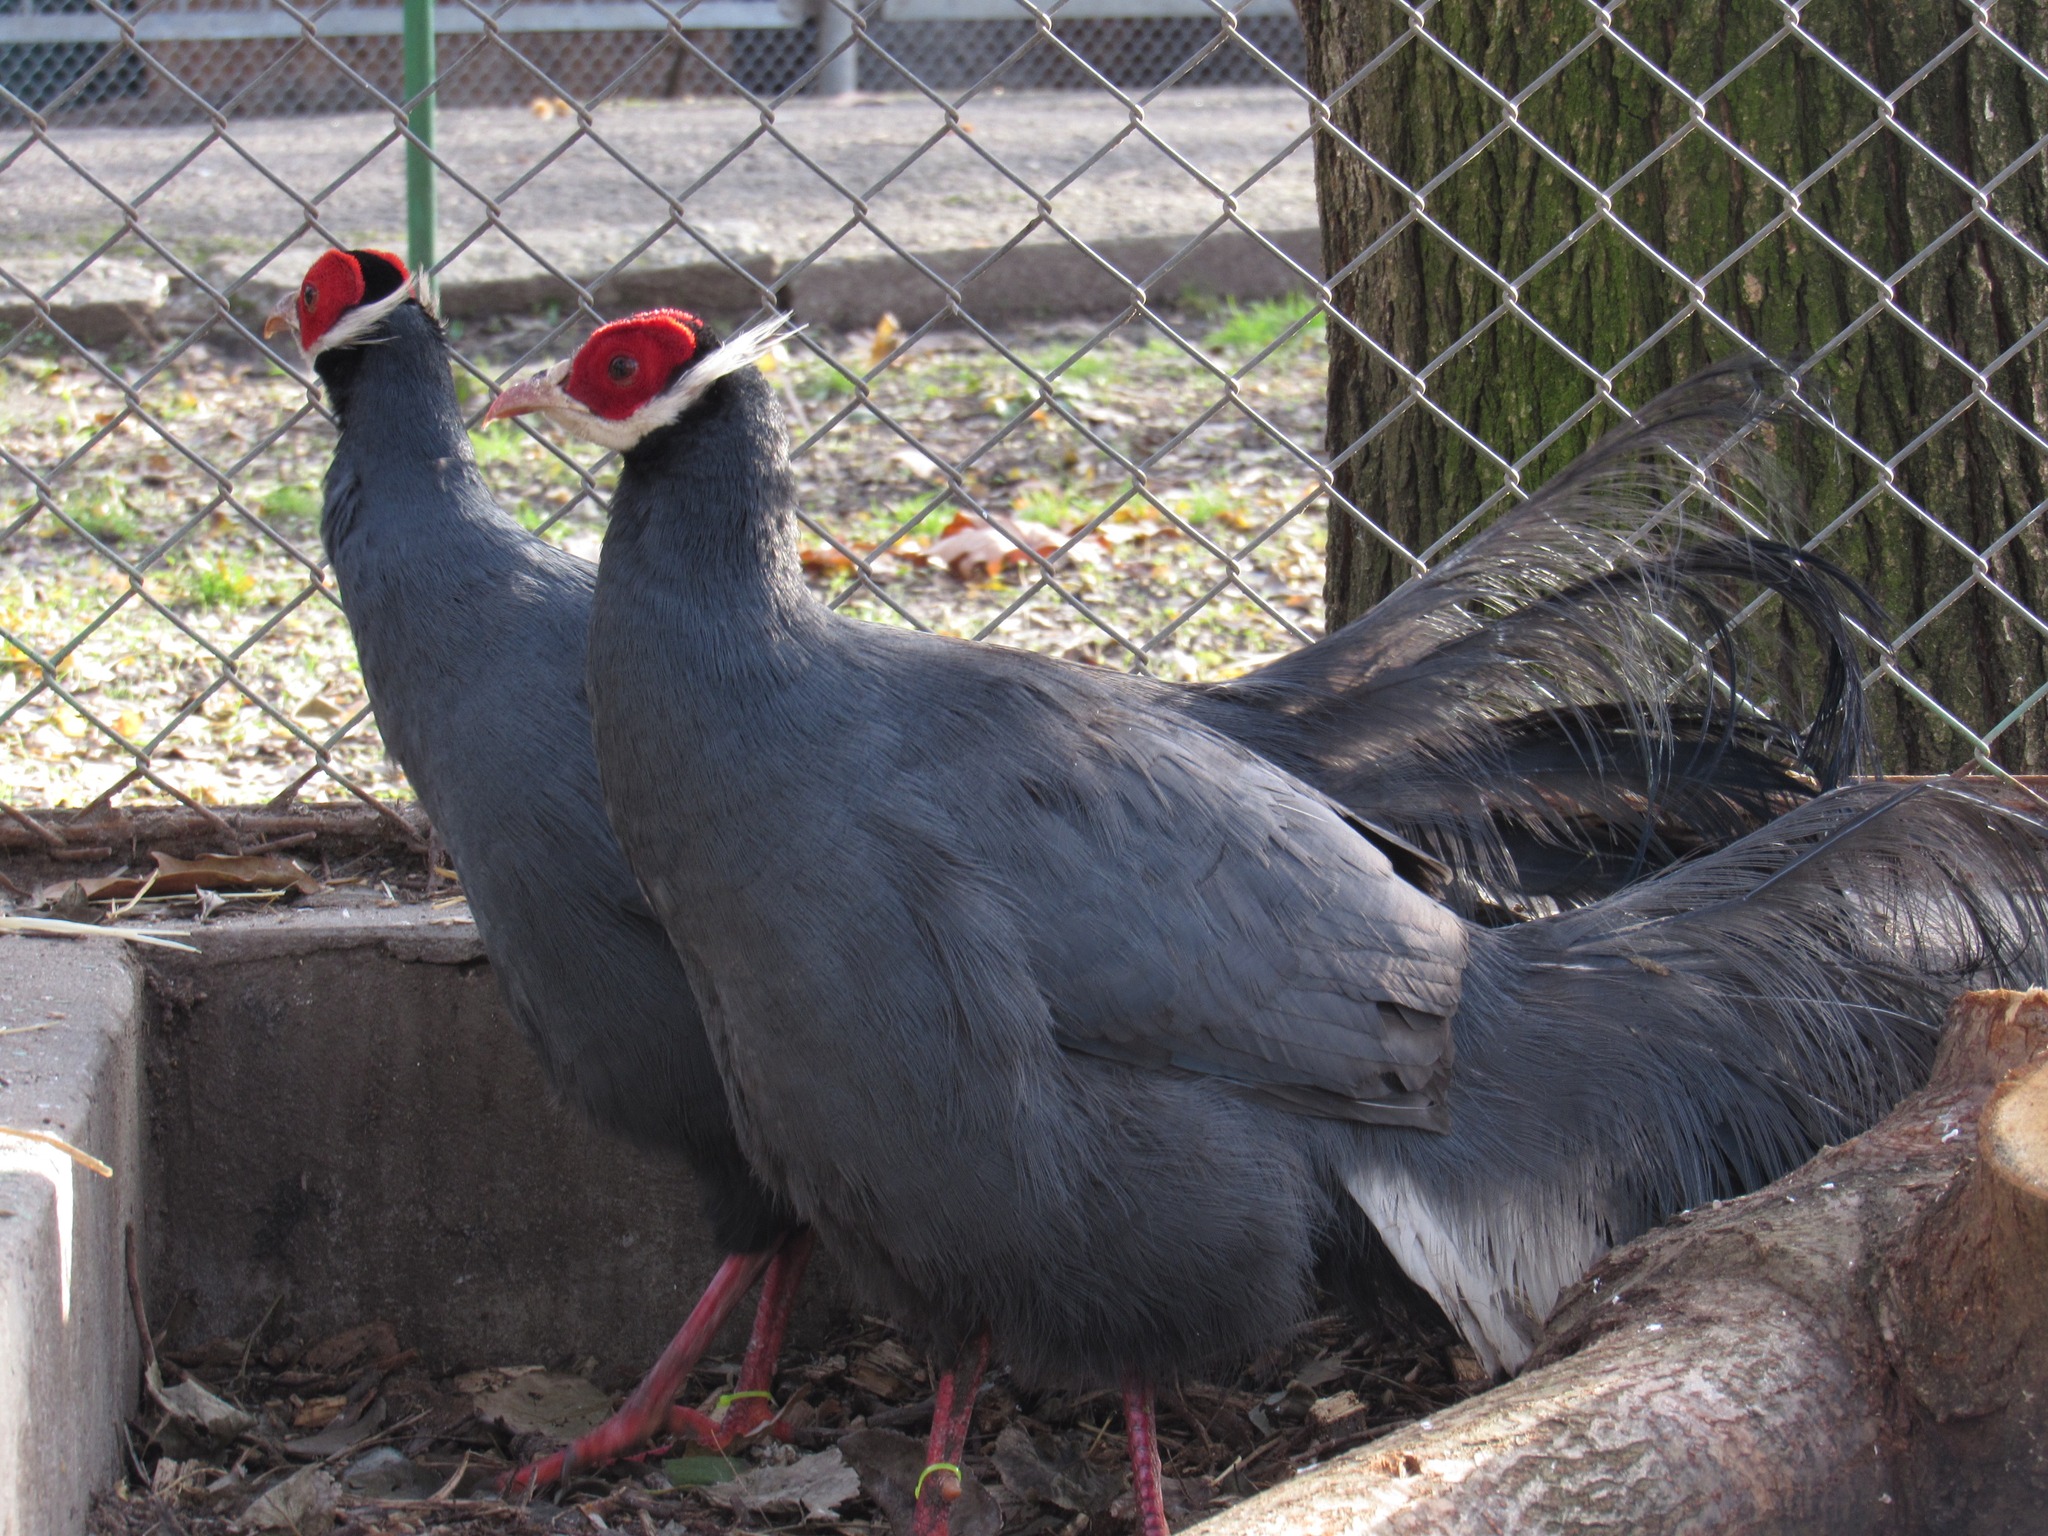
2,87,1315,285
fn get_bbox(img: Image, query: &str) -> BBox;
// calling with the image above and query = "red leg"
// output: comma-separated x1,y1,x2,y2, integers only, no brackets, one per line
1123,1378,1170,1536
669,1228,817,1446
910,1331,990,1536
504,1248,770,1492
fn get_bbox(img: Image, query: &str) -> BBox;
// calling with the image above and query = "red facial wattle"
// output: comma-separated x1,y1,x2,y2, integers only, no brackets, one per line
293,248,408,350
565,311,704,420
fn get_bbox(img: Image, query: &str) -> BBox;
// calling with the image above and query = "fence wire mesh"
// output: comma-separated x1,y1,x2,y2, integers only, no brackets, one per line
0,0,2042,825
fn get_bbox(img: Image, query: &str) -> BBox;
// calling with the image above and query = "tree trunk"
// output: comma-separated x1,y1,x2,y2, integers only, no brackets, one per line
1185,989,2048,1535
1300,0,2048,772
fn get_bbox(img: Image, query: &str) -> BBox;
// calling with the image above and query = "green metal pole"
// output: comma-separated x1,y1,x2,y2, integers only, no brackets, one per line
402,0,437,301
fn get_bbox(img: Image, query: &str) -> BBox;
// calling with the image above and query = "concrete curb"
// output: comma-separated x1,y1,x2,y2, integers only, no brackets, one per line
0,933,145,1536
2,227,1323,349
777,227,1322,330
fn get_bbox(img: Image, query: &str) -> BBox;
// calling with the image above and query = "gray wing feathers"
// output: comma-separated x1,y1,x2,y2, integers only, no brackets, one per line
1038,723,1467,1124
887,657,1470,1127
1196,361,1877,907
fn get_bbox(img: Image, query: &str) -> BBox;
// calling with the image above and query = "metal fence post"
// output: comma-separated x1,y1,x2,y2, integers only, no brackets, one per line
816,0,856,95
403,0,438,299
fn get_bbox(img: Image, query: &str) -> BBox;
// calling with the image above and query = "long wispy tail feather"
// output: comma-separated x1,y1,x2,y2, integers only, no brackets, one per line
1340,779,2048,1372
1196,360,1881,915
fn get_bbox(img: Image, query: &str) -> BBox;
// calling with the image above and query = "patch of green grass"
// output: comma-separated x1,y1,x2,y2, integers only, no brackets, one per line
834,495,952,546
1012,485,1091,528
1174,485,1238,526
806,366,859,400
1202,294,1322,358
258,483,321,522
66,479,140,544
911,359,1007,403
183,555,256,610
471,421,534,466
1028,347,1114,386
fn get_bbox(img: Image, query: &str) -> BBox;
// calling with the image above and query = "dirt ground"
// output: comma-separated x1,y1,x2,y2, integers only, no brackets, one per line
89,1283,1474,1536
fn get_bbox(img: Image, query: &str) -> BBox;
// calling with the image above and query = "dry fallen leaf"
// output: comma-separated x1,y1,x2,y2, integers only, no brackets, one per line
990,1423,1122,1514
924,511,1068,581
463,1366,614,1438
242,1466,339,1533
866,312,903,369
700,1447,863,1519
80,850,320,902
146,1359,254,1443
150,1458,205,1498
290,1395,347,1431
890,446,947,482
1290,1356,1349,1392
800,543,856,575
286,1396,389,1459
299,1319,399,1374
293,693,349,721
1098,515,1165,545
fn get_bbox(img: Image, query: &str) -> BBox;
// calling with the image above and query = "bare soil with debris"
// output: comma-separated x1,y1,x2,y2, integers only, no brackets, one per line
90,1301,1474,1536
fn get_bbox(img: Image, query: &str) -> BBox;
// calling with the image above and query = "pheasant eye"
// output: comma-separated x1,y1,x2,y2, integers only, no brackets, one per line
609,354,639,384
302,282,318,310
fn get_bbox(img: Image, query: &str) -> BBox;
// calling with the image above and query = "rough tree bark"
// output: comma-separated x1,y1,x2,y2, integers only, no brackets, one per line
1185,988,2048,1536
1299,0,2048,772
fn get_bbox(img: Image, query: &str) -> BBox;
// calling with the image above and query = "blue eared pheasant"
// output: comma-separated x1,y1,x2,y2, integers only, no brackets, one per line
286,250,1883,1497
490,306,2048,1536
268,251,808,1488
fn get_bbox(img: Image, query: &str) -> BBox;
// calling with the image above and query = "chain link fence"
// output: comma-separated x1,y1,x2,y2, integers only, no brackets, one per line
0,0,2042,829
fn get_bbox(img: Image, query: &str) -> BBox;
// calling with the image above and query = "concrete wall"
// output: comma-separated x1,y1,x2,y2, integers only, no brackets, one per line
0,935,144,1536
140,907,840,1383
17,226,1325,350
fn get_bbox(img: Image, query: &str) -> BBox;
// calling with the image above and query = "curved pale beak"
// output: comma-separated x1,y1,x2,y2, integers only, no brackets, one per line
262,290,298,344
483,366,573,426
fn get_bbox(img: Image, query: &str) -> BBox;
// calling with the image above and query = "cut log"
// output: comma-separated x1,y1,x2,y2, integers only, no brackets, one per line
1189,989,2048,1536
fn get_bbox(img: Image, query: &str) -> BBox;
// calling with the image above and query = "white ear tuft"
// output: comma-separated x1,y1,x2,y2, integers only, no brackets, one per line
666,313,801,415
527,312,803,453
308,273,418,358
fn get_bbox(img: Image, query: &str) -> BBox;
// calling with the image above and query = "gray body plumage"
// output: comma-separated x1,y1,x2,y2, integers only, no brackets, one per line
315,302,788,1249
587,357,2048,1387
